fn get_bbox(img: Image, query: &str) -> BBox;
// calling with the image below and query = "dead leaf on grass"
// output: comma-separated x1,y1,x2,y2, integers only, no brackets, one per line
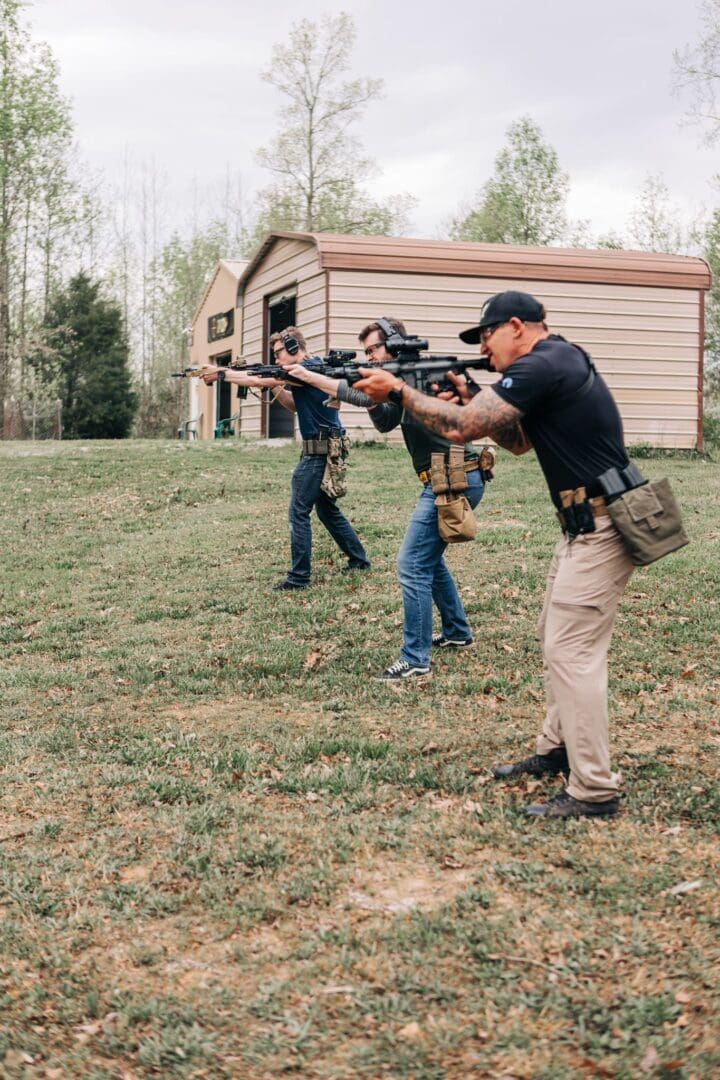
119,865,151,884
304,649,323,671
442,855,465,870
397,1020,423,1041
577,1057,615,1078
639,1045,658,1072
668,879,704,896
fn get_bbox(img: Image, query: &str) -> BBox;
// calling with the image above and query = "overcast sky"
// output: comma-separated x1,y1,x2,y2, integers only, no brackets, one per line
29,0,719,245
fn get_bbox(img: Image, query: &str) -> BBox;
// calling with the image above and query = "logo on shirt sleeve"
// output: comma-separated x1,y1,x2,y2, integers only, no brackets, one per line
501,376,513,389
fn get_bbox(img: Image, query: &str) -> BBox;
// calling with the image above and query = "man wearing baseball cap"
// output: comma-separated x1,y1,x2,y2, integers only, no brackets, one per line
355,290,635,819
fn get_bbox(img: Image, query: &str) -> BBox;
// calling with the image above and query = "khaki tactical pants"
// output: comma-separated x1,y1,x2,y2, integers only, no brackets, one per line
537,517,634,802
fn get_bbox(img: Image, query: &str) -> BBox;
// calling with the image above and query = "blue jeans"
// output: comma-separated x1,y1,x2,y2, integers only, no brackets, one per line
396,470,484,668
287,454,370,585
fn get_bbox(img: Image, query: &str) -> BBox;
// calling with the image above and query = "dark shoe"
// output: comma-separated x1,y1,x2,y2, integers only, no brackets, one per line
524,792,620,819
432,634,473,649
375,658,430,681
493,746,570,780
267,580,309,593
340,562,371,573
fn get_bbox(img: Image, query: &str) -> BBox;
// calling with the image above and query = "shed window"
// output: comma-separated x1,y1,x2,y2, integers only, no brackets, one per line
208,309,234,342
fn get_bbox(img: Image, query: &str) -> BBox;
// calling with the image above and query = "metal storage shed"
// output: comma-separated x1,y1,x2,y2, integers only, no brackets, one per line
192,232,711,449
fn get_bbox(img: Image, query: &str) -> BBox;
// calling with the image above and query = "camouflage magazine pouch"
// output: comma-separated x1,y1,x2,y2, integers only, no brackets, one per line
320,435,350,499
435,493,477,544
607,478,689,566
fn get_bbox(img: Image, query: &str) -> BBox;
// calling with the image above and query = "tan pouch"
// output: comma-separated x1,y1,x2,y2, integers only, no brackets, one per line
446,445,468,492
435,493,477,543
479,445,496,478
430,452,449,494
607,478,689,566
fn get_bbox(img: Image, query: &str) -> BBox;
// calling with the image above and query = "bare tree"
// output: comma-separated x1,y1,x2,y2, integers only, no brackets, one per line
0,0,75,420
673,0,720,144
628,175,686,253
254,12,412,237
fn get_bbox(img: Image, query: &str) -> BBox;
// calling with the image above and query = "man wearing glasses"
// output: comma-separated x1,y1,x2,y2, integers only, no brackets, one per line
203,326,370,591
354,292,635,818
287,318,485,680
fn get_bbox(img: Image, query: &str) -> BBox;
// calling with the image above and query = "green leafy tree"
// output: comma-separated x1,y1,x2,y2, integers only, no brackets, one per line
0,0,75,417
450,117,569,245
254,12,412,238
40,273,136,439
700,209,720,402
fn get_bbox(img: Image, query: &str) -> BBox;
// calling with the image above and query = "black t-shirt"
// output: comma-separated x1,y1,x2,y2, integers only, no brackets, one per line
491,335,628,506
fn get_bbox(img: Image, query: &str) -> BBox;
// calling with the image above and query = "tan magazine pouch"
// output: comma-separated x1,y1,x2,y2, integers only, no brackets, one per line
607,478,689,566
432,448,476,544
430,452,450,494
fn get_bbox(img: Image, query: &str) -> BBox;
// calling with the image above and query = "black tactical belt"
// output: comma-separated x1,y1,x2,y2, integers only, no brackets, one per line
302,438,329,455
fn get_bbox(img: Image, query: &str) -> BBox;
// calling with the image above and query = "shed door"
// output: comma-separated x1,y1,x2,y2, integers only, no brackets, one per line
266,292,296,439
212,351,233,427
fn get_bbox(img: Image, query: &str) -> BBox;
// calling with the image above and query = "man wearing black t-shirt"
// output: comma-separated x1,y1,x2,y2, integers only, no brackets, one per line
355,291,635,819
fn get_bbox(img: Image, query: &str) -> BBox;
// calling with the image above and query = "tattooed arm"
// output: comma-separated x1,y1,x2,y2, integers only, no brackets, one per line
353,368,532,455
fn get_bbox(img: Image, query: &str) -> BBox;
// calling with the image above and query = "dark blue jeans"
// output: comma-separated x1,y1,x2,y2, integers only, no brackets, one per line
287,454,370,585
396,470,484,668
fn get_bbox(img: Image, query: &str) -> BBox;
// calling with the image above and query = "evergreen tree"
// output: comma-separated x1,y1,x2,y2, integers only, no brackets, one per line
40,273,136,438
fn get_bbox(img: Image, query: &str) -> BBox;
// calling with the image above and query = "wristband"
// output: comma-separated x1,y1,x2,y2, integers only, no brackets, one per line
387,385,405,406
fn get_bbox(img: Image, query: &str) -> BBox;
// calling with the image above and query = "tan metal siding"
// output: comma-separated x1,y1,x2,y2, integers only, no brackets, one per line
327,270,702,448
189,263,244,441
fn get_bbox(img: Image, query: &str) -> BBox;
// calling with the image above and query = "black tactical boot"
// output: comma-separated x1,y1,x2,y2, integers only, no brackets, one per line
493,745,570,780
524,792,619,819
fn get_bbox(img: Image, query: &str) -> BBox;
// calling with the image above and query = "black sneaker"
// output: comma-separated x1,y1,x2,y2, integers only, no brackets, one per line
493,746,570,780
267,580,309,593
340,563,371,573
524,792,620,819
376,658,430,681
432,634,473,649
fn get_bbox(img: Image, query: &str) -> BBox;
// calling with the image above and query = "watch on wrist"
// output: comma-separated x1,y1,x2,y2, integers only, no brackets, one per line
217,368,226,382
387,385,405,406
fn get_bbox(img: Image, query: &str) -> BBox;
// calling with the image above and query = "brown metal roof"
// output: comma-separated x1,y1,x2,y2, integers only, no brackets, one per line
238,232,711,291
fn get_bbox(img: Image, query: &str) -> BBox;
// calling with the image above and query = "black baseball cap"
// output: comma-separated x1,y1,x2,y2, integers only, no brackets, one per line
459,291,546,344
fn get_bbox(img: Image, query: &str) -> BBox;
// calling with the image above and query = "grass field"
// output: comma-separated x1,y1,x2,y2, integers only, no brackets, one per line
0,437,718,1080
